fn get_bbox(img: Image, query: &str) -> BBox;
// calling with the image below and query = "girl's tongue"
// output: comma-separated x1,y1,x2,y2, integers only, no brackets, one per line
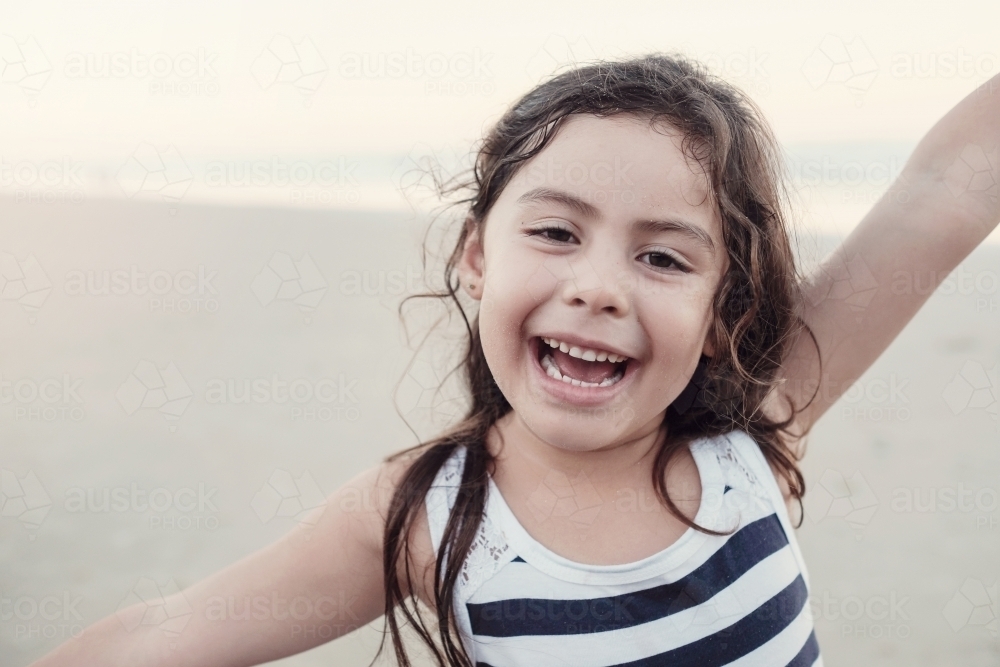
549,347,621,384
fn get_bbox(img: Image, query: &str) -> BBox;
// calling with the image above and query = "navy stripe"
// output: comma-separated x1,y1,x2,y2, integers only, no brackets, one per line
609,574,810,667
474,577,810,667
786,629,820,667
467,513,788,637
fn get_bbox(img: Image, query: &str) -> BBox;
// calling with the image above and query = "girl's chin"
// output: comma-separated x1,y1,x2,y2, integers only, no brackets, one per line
514,408,640,451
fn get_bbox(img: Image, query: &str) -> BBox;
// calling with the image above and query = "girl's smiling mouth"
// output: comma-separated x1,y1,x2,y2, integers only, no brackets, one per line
538,336,628,387
528,335,640,406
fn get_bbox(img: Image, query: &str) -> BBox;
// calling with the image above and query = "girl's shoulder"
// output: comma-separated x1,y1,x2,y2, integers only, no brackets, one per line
339,451,439,608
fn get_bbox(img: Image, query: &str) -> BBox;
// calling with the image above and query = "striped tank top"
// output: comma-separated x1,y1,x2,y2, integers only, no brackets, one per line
424,429,822,666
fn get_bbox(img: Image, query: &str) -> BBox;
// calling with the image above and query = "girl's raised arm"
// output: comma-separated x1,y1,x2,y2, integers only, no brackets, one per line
771,73,1000,443
28,459,426,667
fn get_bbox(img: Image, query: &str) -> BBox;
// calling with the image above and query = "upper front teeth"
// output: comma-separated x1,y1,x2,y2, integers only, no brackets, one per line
541,337,628,363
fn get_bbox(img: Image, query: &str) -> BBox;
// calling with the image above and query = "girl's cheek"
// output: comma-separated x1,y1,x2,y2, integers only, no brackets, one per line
491,251,563,306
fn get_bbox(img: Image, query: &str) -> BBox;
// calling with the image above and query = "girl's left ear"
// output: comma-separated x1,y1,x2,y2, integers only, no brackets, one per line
457,218,485,299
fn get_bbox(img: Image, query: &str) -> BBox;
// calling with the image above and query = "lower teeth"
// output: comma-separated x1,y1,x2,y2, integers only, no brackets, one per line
540,354,623,388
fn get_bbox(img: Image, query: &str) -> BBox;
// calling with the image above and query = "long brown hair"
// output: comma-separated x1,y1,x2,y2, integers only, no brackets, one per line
379,53,820,666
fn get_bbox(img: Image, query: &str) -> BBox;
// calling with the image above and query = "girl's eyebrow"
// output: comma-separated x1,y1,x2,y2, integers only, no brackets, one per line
633,218,717,256
518,186,717,257
517,187,599,218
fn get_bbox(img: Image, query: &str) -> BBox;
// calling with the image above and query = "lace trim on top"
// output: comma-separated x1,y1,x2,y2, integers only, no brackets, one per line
457,506,510,600
424,447,511,606
714,434,765,495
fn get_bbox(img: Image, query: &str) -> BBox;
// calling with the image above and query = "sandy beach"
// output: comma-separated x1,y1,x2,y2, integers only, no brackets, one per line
2,197,998,666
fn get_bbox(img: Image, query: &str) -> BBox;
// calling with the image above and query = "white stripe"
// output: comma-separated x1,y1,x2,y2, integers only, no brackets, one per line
469,545,802,667
469,503,777,605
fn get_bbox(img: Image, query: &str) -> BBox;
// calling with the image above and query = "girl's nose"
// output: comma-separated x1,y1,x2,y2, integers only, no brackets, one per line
558,256,631,317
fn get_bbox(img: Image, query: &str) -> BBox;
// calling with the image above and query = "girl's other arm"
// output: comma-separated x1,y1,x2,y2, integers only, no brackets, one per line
771,73,1000,445
28,458,429,667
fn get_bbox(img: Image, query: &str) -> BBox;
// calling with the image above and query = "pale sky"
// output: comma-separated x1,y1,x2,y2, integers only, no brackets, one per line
1,0,999,239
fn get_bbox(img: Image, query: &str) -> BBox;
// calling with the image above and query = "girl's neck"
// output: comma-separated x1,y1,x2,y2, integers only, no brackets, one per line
488,410,668,488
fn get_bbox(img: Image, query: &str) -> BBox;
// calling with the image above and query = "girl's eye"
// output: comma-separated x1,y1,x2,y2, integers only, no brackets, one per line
527,228,691,273
640,250,691,273
527,226,576,243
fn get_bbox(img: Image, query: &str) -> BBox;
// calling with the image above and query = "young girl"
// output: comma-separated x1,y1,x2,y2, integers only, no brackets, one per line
33,54,999,667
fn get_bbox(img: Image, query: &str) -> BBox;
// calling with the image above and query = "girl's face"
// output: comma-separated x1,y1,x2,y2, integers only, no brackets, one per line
460,114,729,453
